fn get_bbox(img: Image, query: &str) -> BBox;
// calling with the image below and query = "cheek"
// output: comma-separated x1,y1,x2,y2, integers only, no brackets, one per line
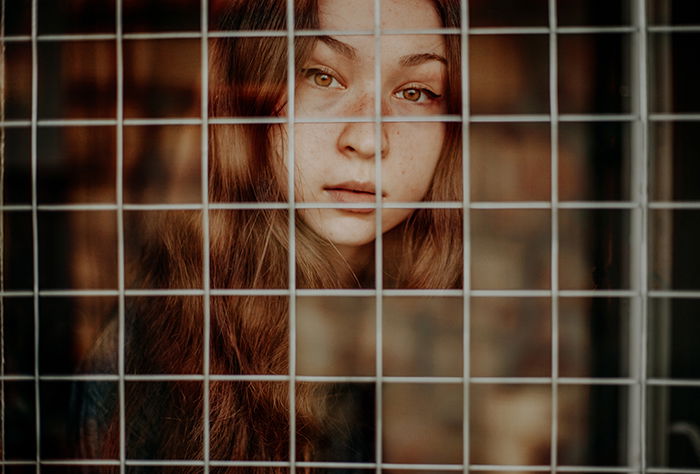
293,124,338,196
388,124,444,197
381,208,413,233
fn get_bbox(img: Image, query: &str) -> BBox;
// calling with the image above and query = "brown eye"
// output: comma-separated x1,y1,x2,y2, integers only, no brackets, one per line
402,88,422,102
314,72,333,87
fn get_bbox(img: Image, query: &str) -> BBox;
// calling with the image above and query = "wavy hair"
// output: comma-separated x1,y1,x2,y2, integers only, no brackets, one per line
94,0,463,470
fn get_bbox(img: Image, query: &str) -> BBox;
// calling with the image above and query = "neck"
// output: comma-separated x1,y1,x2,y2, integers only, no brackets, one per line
336,242,374,276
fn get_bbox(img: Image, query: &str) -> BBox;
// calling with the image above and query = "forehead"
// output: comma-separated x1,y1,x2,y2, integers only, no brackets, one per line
318,0,442,30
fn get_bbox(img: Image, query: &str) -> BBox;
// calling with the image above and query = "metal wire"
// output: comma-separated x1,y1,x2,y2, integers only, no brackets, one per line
636,0,651,471
0,0,4,467
460,0,471,472
4,112,700,127
285,0,297,470
7,201,700,213
115,0,126,471
1,24,700,43
30,0,40,471
200,0,211,470
547,0,560,471
2,0,697,470
373,2,384,471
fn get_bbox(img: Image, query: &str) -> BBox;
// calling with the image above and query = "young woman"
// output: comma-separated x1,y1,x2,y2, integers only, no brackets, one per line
77,0,463,470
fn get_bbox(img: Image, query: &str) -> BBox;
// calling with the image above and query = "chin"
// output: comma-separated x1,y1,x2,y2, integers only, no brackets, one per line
324,231,377,249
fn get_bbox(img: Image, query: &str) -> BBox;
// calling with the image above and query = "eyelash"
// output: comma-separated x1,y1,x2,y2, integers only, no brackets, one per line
302,67,345,89
302,67,442,105
393,85,442,105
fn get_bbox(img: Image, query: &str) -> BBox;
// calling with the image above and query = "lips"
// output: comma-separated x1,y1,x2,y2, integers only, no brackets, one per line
324,181,381,213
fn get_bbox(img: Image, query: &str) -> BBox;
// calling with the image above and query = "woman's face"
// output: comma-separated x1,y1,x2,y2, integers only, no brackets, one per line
285,0,448,259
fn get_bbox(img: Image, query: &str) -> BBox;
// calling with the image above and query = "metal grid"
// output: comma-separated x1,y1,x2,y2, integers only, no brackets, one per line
0,0,699,472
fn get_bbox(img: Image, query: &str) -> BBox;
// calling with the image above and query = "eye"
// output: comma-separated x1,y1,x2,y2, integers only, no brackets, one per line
303,68,344,89
395,85,441,104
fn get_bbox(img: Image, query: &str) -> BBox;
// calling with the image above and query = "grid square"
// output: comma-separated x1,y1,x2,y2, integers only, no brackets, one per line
123,0,201,33
559,210,632,290
558,34,633,114
650,210,700,290
124,124,201,204
470,384,551,466
297,296,375,376
40,296,117,375
209,381,290,461
470,122,551,202
559,121,633,201
209,296,289,376
124,210,202,289
125,381,203,460
3,0,31,36
210,210,289,289
651,33,700,114
38,0,116,34
41,380,117,459
471,297,551,378
649,298,700,379
38,210,118,290
209,0,287,31
4,42,32,120
298,382,375,463
648,0,700,25
469,0,548,27
1,297,34,375
295,223,376,290
383,383,462,464
470,34,549,115
383,296,462,377
37,40,117,120
208,124,287,202
559,297,632,378
1,127,31,204
558,385,631,466
2,211,33,290
557,0,631,26
208,37,289,118
382,208,463,290
123,39,201,118
37,125,117,204
471,209,551,290
4,468,38,474
647,386,700,468
651,121,700,201
3,381,36,460
125,296,202,374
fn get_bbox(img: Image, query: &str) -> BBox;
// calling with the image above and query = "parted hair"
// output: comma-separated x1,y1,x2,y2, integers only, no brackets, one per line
95,0,463,471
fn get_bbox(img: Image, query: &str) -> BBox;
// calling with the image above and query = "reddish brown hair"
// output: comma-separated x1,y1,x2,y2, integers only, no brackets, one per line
96,0,463,470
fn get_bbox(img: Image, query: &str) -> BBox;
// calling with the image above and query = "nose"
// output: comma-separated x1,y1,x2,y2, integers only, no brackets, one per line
336,95,388,160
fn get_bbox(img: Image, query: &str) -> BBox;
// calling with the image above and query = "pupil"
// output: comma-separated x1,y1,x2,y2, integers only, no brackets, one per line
404,89,420,101
316,73,330,86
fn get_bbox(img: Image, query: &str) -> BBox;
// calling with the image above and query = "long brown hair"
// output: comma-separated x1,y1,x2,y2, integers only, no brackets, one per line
97,0,463,470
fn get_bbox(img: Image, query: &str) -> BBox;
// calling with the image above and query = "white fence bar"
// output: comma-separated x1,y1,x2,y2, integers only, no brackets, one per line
115,0,126,472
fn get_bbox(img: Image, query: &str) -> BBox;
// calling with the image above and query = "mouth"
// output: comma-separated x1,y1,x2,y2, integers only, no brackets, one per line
324,181,382,214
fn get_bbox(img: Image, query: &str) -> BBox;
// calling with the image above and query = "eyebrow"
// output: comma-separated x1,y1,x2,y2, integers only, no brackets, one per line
318,36,447,68
399,52,448,67
319,36,358,60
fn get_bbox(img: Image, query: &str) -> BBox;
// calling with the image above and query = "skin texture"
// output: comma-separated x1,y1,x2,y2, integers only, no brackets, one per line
283,0,448,261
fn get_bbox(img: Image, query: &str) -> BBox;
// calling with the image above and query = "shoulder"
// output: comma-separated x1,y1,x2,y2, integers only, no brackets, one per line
71,318,119,459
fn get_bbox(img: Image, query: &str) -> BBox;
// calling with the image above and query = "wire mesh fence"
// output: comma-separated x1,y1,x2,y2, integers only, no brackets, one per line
1,0,700,472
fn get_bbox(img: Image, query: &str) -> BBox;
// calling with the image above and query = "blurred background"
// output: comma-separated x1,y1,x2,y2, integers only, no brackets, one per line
2,0,700,470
